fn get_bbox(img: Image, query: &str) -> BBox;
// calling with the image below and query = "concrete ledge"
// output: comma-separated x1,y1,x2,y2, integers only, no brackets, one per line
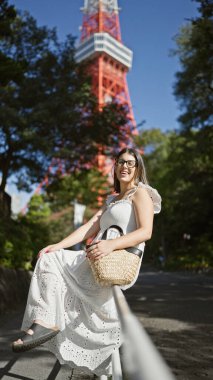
0,266,32,315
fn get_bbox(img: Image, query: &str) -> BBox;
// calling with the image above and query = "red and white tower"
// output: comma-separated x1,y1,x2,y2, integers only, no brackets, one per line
75,0,137,136
21,1,138,213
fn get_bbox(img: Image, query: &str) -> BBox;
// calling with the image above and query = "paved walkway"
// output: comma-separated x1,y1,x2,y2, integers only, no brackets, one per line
125,266,213,380
0,307,95,379
0,266,212,380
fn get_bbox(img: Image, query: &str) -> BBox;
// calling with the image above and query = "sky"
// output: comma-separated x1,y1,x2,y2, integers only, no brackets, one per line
10,0,199,131
8,0,199,212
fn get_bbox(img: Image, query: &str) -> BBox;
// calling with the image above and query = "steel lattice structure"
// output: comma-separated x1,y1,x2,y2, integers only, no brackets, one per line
76,0,137,133
22,1,137,211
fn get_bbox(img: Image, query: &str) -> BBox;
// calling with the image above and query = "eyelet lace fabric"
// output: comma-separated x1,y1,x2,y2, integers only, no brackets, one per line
21,250,122,376
21,182,161,376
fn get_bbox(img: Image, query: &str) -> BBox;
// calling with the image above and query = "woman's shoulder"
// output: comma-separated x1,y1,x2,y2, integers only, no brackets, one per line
133,182,162,214
133,186,150,198
132,186,153,207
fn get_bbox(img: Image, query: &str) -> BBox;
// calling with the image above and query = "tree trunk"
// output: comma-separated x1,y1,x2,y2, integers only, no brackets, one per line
0,147,12,217
0,190,11,218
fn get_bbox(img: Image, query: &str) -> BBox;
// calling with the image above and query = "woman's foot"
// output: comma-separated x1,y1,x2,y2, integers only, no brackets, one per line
12,323,60,353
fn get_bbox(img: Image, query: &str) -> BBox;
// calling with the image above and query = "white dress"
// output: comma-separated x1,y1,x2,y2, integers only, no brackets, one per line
21,182,161,376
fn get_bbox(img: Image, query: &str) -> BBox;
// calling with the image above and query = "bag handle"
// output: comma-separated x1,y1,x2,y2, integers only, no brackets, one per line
102,225,123,240
101,224,143,258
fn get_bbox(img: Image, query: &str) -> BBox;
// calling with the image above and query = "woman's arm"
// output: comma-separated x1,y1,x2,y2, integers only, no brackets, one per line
39,206,106,256
87,188,154,260
113,187,154,248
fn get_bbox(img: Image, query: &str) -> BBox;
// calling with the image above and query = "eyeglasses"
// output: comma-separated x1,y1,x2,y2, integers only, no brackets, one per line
116,159,137,168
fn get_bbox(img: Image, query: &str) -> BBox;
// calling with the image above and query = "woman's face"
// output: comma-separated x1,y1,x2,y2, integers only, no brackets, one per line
115,152,137,187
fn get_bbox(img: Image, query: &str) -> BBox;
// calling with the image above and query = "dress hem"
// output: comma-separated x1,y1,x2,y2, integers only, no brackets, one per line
46,346,113,377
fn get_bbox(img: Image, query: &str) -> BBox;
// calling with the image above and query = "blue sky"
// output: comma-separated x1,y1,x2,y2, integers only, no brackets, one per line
11,0,199,132
8,0,199,212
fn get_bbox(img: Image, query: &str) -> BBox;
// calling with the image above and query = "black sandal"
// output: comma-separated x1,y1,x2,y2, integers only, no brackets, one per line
12,323,60,353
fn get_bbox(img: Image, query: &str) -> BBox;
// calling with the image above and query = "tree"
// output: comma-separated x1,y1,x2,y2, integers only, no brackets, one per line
0,194,52,269
26,194,51,220
0,0,22,86
0,0,16,38
170,0,213,268
0,9,128,215
135,126,213,270
15,170,109,267
173,0,213,130
45,168,109,211
135,128,172,265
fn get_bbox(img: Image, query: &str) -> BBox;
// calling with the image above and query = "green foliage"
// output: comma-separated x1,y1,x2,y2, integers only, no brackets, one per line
0,7,128,203
0,194,51,269
0,1,21,86
135,125,213,271
166,0,213,270
135,128,171,188
45,168,109,211
43,169,110,247
46,207,74,250
0,168,111,269
26,194,51,221
0,0,16,38
0,170,110,269
172,0,213,130
136,0,213,270
135,128,171,266
0,218,33,269
2,0,212,272
22,195,52,265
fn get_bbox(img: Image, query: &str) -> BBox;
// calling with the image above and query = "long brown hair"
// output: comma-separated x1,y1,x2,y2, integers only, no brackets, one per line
113,148,149,193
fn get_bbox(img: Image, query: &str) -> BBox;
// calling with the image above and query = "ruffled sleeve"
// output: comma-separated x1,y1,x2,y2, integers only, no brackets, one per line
105,194,116,206
138,182,162,214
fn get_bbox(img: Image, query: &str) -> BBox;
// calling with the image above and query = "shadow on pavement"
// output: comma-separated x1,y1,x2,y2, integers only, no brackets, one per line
0,307,66,380
1,267,212,380
124,267,213,379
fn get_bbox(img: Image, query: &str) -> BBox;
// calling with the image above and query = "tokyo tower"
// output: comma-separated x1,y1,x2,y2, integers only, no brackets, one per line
23,0,137,212
75,0,137,142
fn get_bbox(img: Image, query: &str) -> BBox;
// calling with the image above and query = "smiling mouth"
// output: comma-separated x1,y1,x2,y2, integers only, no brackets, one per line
120,171,129,175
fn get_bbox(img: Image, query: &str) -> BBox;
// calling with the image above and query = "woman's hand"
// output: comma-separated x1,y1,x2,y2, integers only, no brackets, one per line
86,240,115,261
37,244,62,258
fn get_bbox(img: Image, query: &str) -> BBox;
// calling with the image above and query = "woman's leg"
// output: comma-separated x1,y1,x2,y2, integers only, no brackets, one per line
12,323,60,352
13,320,59,346
12,252,63,351
34,319,59,329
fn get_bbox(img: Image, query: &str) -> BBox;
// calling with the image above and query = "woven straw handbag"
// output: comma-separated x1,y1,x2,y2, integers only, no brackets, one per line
87,225,142,286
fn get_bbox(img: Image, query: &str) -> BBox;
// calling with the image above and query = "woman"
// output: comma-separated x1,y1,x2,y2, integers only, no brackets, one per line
12,147,161,377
